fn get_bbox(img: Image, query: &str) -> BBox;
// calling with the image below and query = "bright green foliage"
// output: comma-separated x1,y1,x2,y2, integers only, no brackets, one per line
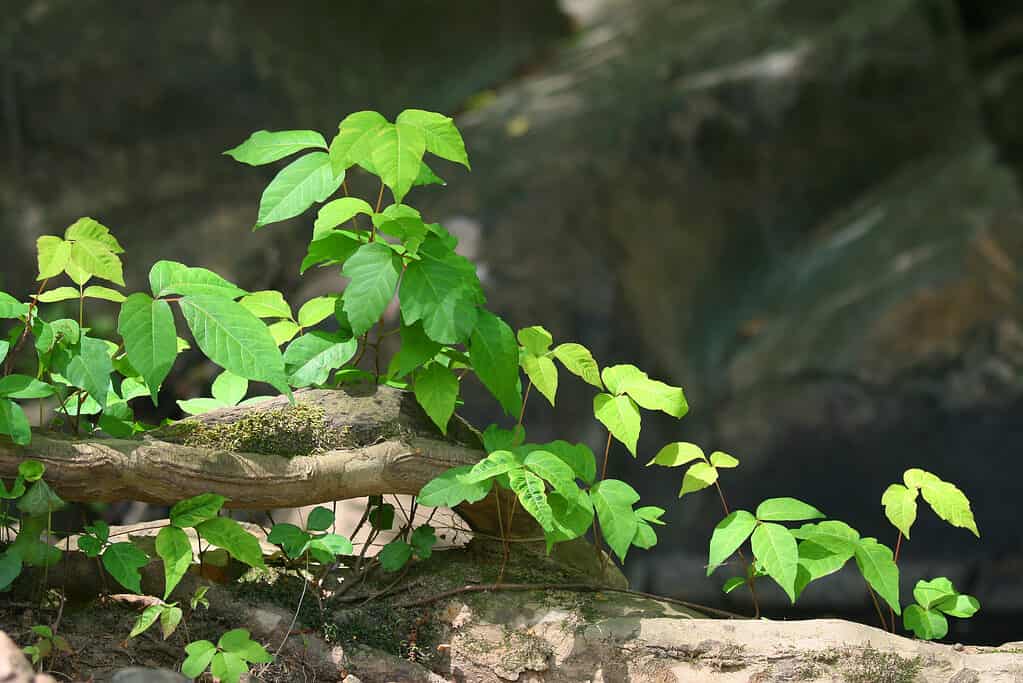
268,507,352,564
150,261,247,300
551,343,602,388
400,237,484,344
854,537,900,614
395,109,470,168
371,122,427,203
414,362,459,433
329,110,389,175
464,450,524,483
118,293,177,403
647,442,706,468
65,335,113,409
182,629,271,683
903,577,980,640
284,331,357,387
590,479,643,562
102,542,149,593
709,451,739,468
522,354,558,406
679,461,718,498
297,296,337,328
379,539,414,571
240,290,293,319
517,326,552,356
0,399,31,445
601,364,687,418
255,152,343,228
417,465,493,507
538,440,596,485
755,498,825,522
155,526,192,599
179,295,291,396
341,243,401,336
130,602,184,640
509,468,554,531
178,371,261,415
195,517,267,570
881,484,918,539
388,323,441,379
314,197,374,236
751,523,799,603
469,310,521,415
593,393,640,456
707,511,756,575
225,129,326,166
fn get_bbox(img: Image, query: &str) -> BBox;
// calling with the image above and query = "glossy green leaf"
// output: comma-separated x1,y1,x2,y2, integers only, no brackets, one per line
64,217,123,253
67,238,124,286
177,397,226,415
150,261,247,300
647,442,704,468
0,293,27,320
156,526,193,599
722,577,745,594
210,371,247,405
551,342,602,389
903,605,947,640
854,538,900,614
936,592,980,618
414,362,459,434
602,364,687,418
537,440,596,485
267,523,311,558
399,237,483,344
881,484,918,539
790,520,860,556
180,295,290,396
707,510,756,575
66,335,113,408
284,331,357,388
592,393,640,457
522,354,558,406
464,449,523,484
36,236,71,280
508,467,553,532
378,539,413,571
0,375,53,399
314,197,374,236
469,310,522,416
524,450,581,502
239,290,292,319
388,322,442,379
341,242,401,336
119,294,177,403
418,465,493,507
709,451,739,469
35,287,81,303
590,479,641,562
912,472,979,537
313,533,354,557
793,540,851,598
913,577,956,609
755,497,825,523
751,522,799,603
371,122,427,203
297,295,336,328
679,461,718,498
225,129,326,165
396,109,470,168
329,110,388,175
102,542,149,593
83,285,125,302
269,320,301,346
301,231,362,273
196,517,266,569
545,492,594,550
182,640,216,679
18,460,45,482
517,326,552,357
130,605,162,638
170,493,227,528
256,151,343,228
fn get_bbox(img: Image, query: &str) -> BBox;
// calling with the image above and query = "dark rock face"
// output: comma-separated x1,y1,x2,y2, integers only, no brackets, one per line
3,0,1022,641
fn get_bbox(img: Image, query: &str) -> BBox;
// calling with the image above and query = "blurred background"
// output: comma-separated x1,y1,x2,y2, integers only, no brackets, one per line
2,0,1021,644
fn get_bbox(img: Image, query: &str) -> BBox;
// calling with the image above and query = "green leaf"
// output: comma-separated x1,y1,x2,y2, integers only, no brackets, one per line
881,484,918,539
177,398,227,416
314,197,374,236
790,520,860,556
297,295,337,328
18,479,66,516
149,261,247,300
161,605,183,640
378,539,413,571
371,122,427,203
369,503,395,531
284,331,358,388
0,375,53,399
18,460,45,481
910,471,979,537
170,493,227,528
414,161,445,188
239,291,292,319
482,424,525,452
632,520,658,549
225,129,326,165
119,294,177,403
65,217,124,253
464,450,524,484
83,285,125,302
399,237,483,344
267,523,311,558
301,231,362,273
755,498,825,522
647,442,705,468
329,110,388,175
590,479,641,562
414,362,459,434
196,517,266,569
679,461,718,498
410,525,437,559
388,322,442,379
210,371,247,406
751,522,799,603
545,492,594,549
0,293,27,320
522,354,558,406
67,238,124,286
707,510,757,575
903,605,948,640
0,552,23,591
936,593,980,618
709,451,739,469
36,236,71,280
130,605,162,638
269,320,301,346
524,450,581,502
722,577,745,594
418,465,493,507
508,468,553,532
182,640,216,679
341,242,401,336
602,364,688,418
551,343,602,389
536,440,596,485
102,542,149,593
396,109,470,168
636,506,666,525
517,326,553,357
180,295,290,396
156,526,192,599
256,151,344,228
35,287,81,303
312,533,354,557
913,577,957,609
853,538,900,614
469,310,522,416
794,540,852,598
592,393,640,457
220,629,272,663
307,506,334,532
65,335,113,408
601,364,646,395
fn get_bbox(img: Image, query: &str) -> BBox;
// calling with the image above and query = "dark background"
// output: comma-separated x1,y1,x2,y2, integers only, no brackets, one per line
2,0,1022,644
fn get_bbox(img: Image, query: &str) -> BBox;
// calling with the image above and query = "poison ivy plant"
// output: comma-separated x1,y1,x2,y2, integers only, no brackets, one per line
267,505,353,565
902,577,980,640
182,629,272,683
